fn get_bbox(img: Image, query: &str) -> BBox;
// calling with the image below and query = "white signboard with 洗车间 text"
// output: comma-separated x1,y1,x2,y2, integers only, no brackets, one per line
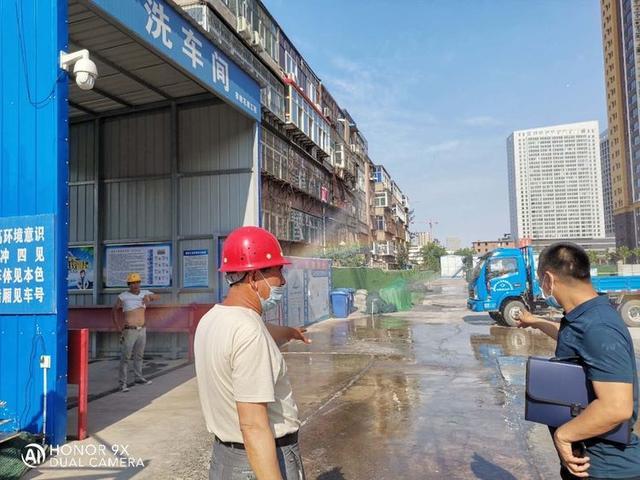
0,214,56,314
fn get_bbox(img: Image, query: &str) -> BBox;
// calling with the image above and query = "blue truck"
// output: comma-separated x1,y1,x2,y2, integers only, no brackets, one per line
467,246,640,327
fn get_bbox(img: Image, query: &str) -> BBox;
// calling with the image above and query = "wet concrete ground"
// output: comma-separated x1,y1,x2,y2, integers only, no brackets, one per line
285,278,561,480
29,277,629,479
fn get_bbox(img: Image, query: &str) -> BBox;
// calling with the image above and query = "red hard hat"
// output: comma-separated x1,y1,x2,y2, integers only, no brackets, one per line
219,226,291,272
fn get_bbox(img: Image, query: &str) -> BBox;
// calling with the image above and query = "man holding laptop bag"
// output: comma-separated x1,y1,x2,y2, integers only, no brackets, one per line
515,242,640,479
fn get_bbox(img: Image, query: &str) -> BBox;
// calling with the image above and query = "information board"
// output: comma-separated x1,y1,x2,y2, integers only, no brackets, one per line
0,214,56,314
105,244,172,288
183,249,209,288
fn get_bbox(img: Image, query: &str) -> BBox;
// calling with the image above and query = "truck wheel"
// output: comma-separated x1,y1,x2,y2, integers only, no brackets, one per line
501,300,526,327
489,312,504,324
620,299,640,327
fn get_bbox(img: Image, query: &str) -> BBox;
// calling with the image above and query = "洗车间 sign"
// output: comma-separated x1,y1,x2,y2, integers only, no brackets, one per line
90,0,261,121
0,214,56,314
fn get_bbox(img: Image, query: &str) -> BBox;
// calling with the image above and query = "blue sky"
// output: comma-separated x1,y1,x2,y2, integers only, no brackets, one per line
263,0,607,246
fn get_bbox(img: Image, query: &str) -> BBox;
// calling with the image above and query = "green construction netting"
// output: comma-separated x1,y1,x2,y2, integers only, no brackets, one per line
332,268,436,313
0,432,39,479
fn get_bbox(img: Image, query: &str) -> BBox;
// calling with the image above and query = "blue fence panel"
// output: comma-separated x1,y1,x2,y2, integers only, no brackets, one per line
0,0,69,445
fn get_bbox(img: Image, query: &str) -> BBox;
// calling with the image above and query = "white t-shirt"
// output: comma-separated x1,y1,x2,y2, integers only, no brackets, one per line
194,304,300,443
118,290,153,312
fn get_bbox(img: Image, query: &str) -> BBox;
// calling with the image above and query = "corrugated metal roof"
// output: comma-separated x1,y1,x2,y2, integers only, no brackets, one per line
68,0,208,118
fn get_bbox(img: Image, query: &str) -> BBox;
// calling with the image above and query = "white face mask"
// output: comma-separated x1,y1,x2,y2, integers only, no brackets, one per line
256,272,285,312
540,273,562,309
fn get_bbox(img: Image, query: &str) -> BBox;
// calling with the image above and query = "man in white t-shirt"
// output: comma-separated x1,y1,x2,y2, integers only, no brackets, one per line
112,272,159,392
195,226,311,480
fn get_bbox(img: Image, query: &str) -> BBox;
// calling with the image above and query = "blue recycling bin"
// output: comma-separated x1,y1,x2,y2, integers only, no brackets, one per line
330,290,351,318
333,288,355,312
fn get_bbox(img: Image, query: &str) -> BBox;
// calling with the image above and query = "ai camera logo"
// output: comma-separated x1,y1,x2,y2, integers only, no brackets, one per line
21,443,46,468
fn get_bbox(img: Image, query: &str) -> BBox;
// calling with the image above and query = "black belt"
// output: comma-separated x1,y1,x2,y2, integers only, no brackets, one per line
123,325,145,330
215,431,298,450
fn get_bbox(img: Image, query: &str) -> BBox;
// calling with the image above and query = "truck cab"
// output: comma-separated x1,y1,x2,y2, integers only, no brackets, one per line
467,247,544,326
467,245,640,327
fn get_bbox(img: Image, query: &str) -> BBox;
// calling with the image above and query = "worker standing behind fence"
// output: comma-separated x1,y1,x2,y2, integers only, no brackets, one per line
195,226,310,480
112,272,158,392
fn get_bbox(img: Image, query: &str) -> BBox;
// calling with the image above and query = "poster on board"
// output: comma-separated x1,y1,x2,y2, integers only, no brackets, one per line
183,249,209,288
104,244,172,288
307,269,331,324
285,268,305,327
68,246,94,290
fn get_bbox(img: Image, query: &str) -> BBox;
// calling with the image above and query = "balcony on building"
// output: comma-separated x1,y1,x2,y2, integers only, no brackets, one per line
373,240,397,257
261,127,333,204
332,142,357,183
284,80,330,155
350,130,368,160
177,1,287,122
394,204,408,224
373,191,392,217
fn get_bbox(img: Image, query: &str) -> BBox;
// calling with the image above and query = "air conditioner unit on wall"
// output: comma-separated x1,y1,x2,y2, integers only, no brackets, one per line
237,16,252,41
252,31,265,52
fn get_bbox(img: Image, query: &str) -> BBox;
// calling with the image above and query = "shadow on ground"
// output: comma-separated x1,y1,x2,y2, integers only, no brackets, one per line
471,453,518,480
463,314,496,326
316,466,347,480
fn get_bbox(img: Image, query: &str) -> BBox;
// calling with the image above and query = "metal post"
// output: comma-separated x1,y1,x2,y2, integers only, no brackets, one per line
93,118,102,305
322,205,326,255
170,103,179,303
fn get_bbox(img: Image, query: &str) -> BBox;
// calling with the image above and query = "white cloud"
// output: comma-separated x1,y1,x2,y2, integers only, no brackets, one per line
320,55,510,245
424,140,460,154
462,116,503,127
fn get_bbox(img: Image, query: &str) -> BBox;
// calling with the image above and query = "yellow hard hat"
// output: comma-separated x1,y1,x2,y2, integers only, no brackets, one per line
127,272,141,284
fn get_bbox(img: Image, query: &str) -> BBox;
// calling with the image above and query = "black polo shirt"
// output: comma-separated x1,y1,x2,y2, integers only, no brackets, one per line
556,295,640,478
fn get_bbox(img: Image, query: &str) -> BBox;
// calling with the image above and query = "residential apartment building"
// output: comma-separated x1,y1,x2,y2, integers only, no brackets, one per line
412,231,432,247
507,121,606,242
177,0,410,266
472,235,515,255
600,130,615,236
371,166,410,269
407,231,430,266
600,0,636,246
445,237,462,253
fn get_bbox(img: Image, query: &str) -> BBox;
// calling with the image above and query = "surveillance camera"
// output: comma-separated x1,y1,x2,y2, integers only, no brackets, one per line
73,57,98,91
60,49,99,91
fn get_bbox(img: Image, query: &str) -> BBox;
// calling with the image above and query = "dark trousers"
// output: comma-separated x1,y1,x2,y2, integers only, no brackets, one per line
561,467,640,480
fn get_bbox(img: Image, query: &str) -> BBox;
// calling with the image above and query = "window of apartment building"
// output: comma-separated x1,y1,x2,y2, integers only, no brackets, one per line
307,82,318,105
284,51,299,83
372,166,383,183
375,216,385,231
221,0,240,16
287,87,330,154
375,192,388,207
257,9,279,63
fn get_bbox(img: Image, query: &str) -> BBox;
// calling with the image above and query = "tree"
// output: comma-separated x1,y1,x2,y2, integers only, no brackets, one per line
633,248,640,264
395,242,410,270
318,244,367,267
421,242,447,272
618,246,631,264
587,250,599,267
454,247,475,257
454,247,475,272
608,250,620,264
